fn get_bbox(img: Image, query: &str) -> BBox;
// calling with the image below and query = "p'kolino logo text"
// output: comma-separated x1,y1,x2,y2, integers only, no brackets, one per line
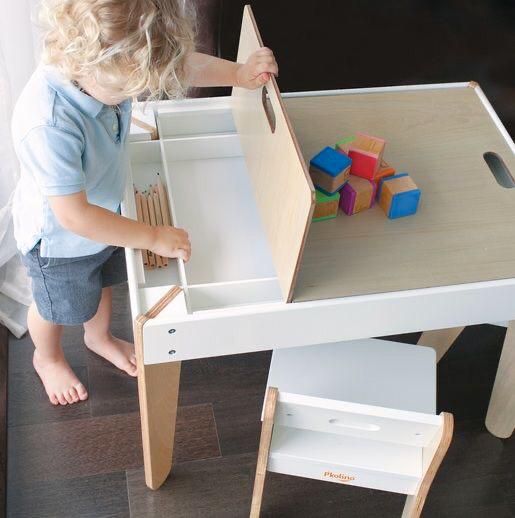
323,471,356,483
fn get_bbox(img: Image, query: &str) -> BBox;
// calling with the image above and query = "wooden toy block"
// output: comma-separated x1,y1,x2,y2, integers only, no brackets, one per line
340,176,376,215
347,133,385,180
313,189,340,221
334,135,356,154
309,146,351,195
377,173,421,219
373,159,396,186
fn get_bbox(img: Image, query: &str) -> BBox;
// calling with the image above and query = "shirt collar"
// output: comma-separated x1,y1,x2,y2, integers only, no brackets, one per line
42,65,130,118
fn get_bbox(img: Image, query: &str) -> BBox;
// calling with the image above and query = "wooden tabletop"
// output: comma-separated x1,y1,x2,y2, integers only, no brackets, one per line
284,86,515,302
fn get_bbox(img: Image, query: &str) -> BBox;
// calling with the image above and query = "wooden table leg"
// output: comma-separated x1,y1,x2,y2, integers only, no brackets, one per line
486,320,515,438
133,287,184,490
417,327,465,362
137,359,181,490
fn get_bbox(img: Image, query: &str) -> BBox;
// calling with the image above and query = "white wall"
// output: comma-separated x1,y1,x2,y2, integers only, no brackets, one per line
0,0,41,102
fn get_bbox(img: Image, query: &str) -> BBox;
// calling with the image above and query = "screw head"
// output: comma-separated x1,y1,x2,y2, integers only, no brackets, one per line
168,349,176,355
168,329,176,334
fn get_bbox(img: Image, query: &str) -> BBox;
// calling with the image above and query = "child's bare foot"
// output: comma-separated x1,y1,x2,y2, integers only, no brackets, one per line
33,351,89,405
84,334,138,377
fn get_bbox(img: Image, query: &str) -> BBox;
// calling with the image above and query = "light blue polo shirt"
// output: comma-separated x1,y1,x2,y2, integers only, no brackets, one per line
11,65,132,257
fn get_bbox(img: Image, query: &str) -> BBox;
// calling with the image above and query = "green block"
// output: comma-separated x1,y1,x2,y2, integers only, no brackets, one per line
313,214,338,222
335,135,356,148
315,189,340,204
313,189,340,222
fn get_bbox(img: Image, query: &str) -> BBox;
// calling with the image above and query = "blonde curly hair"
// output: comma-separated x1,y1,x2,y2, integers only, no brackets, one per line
40,0,196,99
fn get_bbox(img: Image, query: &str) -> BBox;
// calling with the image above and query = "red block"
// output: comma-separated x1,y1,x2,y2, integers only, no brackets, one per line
347,133,385,180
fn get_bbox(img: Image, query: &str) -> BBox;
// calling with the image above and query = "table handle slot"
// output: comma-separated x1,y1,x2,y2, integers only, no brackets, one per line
262,86,276,133
484,152,514,189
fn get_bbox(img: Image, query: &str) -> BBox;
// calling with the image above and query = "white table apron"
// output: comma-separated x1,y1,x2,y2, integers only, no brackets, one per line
141,278,515,364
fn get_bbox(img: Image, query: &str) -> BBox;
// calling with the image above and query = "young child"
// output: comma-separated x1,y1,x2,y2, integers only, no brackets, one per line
12,0,278,406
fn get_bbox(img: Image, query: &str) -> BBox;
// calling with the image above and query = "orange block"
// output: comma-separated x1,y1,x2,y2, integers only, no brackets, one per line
374,160,396,186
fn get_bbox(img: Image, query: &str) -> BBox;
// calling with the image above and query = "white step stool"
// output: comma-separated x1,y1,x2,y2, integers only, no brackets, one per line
250,339,454,518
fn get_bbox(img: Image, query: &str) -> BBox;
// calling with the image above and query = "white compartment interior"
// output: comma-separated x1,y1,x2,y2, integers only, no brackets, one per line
188,278,282,312
126,106,283,314
157,104,236,138
161,135,276,285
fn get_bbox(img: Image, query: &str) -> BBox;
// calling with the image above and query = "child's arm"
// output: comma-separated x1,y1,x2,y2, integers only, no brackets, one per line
184,48,278,89
48,191,191,261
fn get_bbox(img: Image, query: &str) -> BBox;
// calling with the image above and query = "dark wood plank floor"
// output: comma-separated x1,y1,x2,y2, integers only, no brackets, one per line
0,325,8,517
6,284,515,517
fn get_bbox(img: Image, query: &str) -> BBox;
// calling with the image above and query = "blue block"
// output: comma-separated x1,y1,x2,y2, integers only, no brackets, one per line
310,146,352,177
389,189,421,219
377,172,409,200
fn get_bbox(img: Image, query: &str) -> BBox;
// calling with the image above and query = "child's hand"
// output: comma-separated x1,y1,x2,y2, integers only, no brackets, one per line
150,226,191,262
235,47,279,89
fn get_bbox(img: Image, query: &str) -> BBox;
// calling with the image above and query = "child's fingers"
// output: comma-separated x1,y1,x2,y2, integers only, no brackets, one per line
254,63,278,81
248,72,270,89
256,62,274,74
257,58,279,74
176,248,190,262
256,72,270,86
257,55,275,64
255,46,273,56
183,242,192,257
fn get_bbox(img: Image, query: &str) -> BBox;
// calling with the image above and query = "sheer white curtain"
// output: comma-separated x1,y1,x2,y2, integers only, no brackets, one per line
0,0,41,337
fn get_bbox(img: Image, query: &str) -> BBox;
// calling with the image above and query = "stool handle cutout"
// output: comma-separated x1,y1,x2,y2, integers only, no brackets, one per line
484,152,514,188
328,418,381,432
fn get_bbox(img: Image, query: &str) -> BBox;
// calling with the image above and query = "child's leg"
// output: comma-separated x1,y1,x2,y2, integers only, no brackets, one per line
29,303,89,405
83,286,137,376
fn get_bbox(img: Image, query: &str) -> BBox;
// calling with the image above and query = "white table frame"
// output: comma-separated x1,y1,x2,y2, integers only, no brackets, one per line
125,84,515,490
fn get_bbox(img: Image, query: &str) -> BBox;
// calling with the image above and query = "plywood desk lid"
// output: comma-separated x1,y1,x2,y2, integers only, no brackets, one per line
284,85,515,302
232,5,315,302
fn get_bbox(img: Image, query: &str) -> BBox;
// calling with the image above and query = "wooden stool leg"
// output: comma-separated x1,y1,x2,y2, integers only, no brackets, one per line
250,387,278,518
486,320,515,438
417,327,465,362
401,413,454,518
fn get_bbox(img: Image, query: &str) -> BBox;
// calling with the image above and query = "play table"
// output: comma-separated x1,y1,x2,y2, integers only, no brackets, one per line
122,6,515,490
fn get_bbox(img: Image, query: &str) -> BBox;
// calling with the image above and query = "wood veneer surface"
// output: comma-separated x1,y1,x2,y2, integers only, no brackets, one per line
285,87,515,302
232,6,314,302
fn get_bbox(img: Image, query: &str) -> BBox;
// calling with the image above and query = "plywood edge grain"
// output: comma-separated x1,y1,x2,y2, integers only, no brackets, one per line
135,286,183,490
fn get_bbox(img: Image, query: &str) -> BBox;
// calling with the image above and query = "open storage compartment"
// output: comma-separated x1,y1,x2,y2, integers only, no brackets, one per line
123,6,315,316
125,103,288,315
269,425,423,494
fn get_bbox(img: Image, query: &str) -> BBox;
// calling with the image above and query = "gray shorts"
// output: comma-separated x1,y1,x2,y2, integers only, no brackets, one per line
21,243,127,325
